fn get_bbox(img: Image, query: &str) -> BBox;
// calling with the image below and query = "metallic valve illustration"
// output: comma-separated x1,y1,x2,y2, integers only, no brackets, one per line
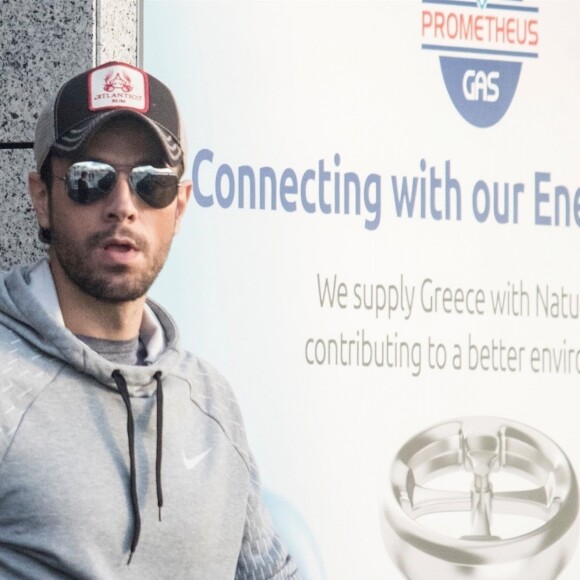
380,417,579,579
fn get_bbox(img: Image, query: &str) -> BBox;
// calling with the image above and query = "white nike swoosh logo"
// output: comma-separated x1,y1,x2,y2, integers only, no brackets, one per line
182,448,211,470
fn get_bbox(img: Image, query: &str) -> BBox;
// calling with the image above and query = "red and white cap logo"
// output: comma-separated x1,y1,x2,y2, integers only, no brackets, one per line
88,63,149,113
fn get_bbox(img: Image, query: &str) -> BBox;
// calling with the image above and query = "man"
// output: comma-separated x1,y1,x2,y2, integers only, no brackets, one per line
0,61,299,579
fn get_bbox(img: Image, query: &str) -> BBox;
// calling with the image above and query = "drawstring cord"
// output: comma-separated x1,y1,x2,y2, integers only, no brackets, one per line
112,370,140,565
154,371,164,521
112,370,164,564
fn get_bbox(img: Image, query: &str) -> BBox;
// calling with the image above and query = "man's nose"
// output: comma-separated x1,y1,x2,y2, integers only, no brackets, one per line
103,171,139,222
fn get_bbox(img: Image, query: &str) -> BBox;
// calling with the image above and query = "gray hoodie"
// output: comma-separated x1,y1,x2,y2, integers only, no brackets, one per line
0,259,298,580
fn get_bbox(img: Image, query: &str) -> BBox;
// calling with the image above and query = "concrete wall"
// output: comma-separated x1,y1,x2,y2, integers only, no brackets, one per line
0,0,139,270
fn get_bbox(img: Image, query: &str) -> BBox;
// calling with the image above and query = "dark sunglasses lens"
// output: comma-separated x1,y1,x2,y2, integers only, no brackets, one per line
131,166,178,208
66,162,116,204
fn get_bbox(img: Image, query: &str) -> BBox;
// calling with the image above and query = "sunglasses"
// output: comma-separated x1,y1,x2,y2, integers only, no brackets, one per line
60,161,179,208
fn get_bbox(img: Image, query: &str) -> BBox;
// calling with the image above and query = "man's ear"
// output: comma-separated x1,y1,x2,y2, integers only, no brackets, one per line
174,179,192,234
28,172,51,230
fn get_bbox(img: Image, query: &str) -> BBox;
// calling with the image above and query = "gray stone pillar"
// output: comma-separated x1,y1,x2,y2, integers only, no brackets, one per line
0,0,139,270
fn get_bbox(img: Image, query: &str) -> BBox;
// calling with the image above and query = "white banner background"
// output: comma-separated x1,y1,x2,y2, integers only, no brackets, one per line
145,2,580,578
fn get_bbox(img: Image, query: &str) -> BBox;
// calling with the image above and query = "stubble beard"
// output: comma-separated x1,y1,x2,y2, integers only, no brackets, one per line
50,226,171,304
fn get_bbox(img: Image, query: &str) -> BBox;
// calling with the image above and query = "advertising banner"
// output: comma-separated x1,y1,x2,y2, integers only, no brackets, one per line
144,1,580,578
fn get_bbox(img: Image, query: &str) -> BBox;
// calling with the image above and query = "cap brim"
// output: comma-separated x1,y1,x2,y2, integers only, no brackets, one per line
52,110,183,167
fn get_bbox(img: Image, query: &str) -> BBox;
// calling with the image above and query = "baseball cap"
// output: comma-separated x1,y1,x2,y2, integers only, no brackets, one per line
34,61,186,171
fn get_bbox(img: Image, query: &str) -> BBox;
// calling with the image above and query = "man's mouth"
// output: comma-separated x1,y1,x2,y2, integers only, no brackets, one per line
98,236,142,262
103,240,138,253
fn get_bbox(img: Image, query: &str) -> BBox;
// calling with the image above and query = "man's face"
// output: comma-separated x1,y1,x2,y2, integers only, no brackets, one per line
45,118,189,303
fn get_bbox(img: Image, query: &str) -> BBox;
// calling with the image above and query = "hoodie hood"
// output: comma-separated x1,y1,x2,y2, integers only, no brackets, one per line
0,259,182,394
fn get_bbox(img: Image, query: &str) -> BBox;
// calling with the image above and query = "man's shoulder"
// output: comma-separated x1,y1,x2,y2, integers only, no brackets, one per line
173,351,239,414
171,351,253,465
0,319,64,464
0,316,36,355
0,316,63,380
